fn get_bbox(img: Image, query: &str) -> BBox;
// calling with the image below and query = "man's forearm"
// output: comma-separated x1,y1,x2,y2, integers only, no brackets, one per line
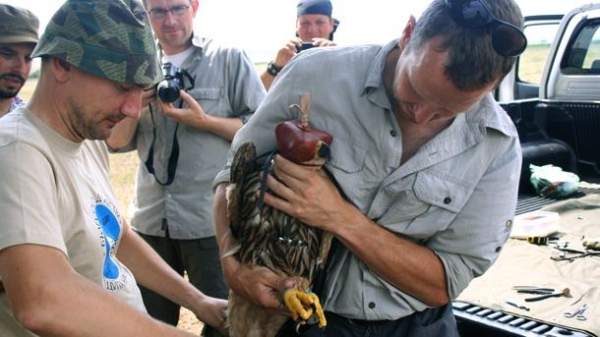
117,227,203,309
193,115,242,141
333,203,449,307
0,245,196,337
260,71,275,91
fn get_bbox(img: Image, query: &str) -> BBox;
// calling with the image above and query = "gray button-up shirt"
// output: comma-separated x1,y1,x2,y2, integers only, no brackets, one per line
214,40,521,320
129,35,265,239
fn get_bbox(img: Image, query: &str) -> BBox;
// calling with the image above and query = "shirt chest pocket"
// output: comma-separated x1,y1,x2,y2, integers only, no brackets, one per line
324,139,370,209
188,87,224,116
377,170,472,240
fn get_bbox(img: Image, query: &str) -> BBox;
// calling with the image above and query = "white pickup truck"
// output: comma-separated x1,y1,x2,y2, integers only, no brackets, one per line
453,4,600,337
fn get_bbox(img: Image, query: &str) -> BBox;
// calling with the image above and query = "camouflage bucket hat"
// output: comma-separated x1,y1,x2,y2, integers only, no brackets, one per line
32,0,160,87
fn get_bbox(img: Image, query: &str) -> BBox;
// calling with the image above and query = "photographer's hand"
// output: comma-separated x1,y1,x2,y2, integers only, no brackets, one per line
159,90,242,141
274,38,301,69
105,86,155,151
159,90,209,128
141,86,157,107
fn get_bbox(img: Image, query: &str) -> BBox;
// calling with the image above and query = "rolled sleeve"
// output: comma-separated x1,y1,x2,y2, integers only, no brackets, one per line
227,49,265,120
428,135,521,299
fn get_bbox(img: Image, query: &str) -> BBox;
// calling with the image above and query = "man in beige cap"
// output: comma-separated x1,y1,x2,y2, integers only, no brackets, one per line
0,4,39,117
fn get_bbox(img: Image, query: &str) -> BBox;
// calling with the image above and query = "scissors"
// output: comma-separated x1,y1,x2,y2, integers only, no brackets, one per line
564,304,587,321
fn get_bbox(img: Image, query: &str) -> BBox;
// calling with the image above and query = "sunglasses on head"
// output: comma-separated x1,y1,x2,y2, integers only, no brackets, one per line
445,0,527,57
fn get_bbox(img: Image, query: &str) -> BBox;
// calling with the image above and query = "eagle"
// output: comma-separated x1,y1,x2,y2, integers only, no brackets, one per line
225,95,334,337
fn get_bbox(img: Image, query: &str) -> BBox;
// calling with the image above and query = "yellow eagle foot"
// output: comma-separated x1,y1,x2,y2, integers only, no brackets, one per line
283,288,327,328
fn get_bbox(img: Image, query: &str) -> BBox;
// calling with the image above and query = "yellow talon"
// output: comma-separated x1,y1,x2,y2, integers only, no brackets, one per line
283,288,327,328
312,295,327,328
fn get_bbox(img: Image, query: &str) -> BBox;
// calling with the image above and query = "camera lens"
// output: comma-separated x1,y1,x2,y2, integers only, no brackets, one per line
157,82,180,103
157,62,183,103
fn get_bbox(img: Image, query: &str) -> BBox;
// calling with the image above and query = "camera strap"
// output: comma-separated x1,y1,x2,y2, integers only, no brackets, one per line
144,101,182,186
144,68,196,186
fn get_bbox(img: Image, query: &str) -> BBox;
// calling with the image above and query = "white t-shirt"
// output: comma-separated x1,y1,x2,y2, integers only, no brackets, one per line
0,108,145,336
162,46,194,68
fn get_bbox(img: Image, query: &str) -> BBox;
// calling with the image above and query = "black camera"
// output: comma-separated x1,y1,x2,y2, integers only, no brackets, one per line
157,62,185,103
297,42,315,52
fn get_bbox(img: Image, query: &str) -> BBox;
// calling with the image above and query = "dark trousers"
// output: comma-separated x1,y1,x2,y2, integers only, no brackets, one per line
283,304,459,337
138,233,228,337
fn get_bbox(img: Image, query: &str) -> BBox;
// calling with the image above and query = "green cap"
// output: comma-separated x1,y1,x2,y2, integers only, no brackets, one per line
0,4,39,44
32,0,160,87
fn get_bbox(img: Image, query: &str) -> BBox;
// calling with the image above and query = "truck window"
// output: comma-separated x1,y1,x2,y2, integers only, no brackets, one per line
518,23,560,84
562,20,600,74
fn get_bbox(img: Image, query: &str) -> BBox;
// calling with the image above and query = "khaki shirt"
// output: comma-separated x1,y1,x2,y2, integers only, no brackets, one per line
0,109,145,336
128,35,265,239
214,40,522,320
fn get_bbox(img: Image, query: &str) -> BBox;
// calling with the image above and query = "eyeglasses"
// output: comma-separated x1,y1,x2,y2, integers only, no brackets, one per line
148,4,190,20
445,0,527,57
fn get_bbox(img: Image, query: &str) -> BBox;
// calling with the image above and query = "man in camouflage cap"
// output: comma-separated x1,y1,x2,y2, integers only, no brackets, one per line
0,1,227,336
0,4,39,117
32,0,160,90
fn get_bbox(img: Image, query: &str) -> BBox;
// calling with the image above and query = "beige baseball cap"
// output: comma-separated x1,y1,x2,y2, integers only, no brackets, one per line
0,4,39,44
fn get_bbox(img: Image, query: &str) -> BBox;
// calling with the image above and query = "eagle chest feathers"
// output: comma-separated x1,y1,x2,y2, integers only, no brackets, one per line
225,97,334,337
228,143,326,280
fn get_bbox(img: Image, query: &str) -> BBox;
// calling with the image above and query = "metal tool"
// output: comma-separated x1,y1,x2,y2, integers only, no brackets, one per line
513,286,555,292
564,304,587,321
512,286,555,295
505,300,530,311
551,250,600,262
525,288,571,302
550,243,600,262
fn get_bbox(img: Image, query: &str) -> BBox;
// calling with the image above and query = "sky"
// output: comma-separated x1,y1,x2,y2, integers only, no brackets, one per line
2,0,598,62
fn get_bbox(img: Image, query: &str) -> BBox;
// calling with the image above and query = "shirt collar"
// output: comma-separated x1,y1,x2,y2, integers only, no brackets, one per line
465,94,518,138
362,39,399,111
9,96,25,113
364,39,399,92
157,31,207,59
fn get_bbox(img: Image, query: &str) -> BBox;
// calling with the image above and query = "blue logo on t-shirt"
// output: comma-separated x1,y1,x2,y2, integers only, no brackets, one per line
95,204,121,280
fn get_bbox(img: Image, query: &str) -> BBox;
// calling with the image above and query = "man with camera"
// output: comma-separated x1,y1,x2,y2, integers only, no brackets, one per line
0,4,38,117
261,0,339,90
214,0,525,335
0,0,227,336
107,0,265,335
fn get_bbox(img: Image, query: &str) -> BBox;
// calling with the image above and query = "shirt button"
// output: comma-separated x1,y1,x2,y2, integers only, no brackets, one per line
368,302,376,309
443,197,452,204
390,130,397,137
505,220,513,229
495,246,502,253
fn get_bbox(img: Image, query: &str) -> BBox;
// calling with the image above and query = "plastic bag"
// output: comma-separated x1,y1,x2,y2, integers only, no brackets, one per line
529,164,580,198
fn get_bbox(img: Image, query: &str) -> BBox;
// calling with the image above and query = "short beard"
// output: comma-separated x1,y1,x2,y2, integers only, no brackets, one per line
0,89,18,99
69,98,106,141
0,73,25,99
